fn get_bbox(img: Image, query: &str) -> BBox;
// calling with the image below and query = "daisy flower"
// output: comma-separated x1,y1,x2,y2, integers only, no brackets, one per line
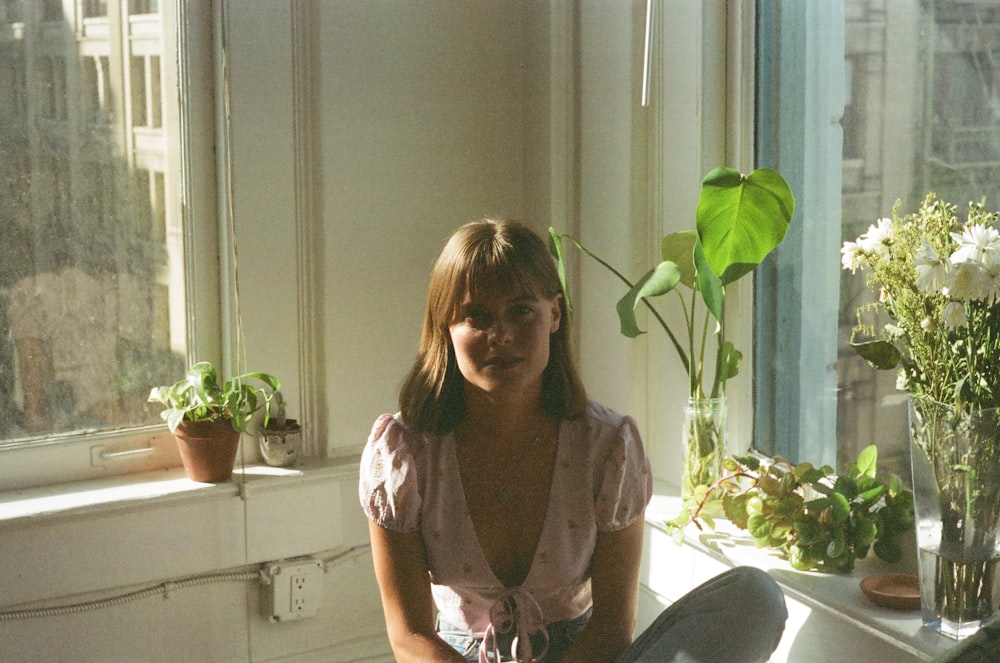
942,300,968,330
914,240,949,294
840,241,867,273
950,224,1000,265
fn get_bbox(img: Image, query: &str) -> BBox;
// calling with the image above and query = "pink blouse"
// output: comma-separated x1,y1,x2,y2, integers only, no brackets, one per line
359,401,652,652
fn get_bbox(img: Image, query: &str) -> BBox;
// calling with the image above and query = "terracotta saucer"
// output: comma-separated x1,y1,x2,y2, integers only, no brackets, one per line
860,573,921,610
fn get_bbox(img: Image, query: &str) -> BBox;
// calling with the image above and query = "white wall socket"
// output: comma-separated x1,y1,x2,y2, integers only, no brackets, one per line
262,557,324,622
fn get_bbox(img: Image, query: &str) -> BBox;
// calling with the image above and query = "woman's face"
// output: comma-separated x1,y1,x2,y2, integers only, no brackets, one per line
448,284,562,402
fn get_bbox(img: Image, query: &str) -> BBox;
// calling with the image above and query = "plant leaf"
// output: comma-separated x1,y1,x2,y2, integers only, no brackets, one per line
850,340,902,370
616,261,682,337
693,241,724,321
856,444,878,478
547,228,573,318
712,341,742,396
696,167,794,285
660,230,698,287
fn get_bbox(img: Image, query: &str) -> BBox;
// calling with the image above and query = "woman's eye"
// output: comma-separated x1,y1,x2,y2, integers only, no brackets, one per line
465,311,489,326
514,305,534,317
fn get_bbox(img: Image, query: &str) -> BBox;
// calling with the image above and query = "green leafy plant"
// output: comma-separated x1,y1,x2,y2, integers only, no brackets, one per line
665,445,915,573
147,361,281,434
549,167,795,401
549,167,794,498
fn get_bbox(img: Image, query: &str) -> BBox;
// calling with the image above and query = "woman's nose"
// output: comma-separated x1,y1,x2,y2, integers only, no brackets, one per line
488,318,514,344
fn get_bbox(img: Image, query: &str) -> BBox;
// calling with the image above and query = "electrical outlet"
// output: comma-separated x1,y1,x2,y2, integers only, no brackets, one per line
262,557,323,622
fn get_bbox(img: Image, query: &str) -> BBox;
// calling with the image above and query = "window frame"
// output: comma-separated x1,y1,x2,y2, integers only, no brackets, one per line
0,0,220,492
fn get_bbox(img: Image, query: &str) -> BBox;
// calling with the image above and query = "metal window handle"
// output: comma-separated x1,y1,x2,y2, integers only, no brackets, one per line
98,447,155,460
91,445,156,467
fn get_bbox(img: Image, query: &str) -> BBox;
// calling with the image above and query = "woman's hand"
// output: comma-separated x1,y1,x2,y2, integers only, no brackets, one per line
560,518,644,663
368,521,468,662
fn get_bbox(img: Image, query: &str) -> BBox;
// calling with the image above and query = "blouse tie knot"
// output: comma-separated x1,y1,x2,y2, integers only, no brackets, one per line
480,588,549,662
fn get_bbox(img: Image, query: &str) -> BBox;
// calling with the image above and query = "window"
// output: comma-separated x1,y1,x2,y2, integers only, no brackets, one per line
754,0,1000,478
0,0,211,489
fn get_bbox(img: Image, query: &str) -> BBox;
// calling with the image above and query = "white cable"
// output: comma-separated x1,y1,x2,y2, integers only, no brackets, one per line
0,545,372,622
0,570,260,621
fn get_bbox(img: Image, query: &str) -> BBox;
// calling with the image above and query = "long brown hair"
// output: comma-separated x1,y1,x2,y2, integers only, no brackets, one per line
398,218,587,433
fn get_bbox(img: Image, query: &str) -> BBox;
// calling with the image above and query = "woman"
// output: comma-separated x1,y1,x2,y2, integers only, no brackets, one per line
359,219,787,662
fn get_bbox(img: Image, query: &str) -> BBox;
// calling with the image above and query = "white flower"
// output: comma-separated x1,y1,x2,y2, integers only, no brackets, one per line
857,218,893,256
950,224,1000,266
840,241,867,273
944,261,992,302
914,241,949,294
984,260,1000,304
884,323,904,338
942,301,968,330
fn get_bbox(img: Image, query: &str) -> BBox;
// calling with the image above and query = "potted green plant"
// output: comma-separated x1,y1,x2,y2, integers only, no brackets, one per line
148,361,281,482
549,167,795,499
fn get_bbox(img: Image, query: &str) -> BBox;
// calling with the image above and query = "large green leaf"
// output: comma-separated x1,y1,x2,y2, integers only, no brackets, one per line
696,167,795,285
616,261,682,337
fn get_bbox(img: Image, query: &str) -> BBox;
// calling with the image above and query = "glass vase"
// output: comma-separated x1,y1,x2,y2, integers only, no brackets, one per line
681,397,727,502
908,396,1000,640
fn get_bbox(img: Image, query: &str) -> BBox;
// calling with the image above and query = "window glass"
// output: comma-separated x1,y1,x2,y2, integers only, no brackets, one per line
755,1,1000,478
0,2,184,443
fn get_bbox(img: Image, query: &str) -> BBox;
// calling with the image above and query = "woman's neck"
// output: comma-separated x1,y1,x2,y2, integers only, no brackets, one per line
459,388,548,444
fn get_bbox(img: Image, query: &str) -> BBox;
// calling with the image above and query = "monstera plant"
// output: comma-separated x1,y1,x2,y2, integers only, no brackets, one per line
550,167,795,497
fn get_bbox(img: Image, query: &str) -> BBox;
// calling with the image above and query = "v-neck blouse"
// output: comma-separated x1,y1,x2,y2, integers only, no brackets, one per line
359,401,652,638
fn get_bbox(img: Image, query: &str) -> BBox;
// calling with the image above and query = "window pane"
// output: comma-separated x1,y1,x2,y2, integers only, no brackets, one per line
756,1,1000,478
0,2,184,443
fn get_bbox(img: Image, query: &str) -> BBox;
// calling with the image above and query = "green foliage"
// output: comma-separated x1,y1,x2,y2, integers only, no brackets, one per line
549,167,794,400
147,361,281,434
665,445,915,573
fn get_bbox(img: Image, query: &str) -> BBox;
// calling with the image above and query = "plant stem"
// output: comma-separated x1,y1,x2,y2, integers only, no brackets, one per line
561,234,691,376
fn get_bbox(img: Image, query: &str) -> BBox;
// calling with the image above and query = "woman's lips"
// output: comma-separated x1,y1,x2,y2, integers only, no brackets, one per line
484,356,520,368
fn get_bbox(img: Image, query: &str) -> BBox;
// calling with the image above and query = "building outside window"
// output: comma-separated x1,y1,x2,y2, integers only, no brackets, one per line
755,0,1000,478
0,1,186,445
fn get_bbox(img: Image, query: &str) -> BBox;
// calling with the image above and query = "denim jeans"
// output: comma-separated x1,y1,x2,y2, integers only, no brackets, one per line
438,608,592,662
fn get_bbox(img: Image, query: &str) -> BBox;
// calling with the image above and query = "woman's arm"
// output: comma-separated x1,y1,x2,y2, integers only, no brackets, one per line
560,518,645,663
368,521,468,662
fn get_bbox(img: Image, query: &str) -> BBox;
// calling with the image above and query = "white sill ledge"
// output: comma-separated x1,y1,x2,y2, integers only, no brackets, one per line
0,456,364,608
644,481,960,662
0,456,359,526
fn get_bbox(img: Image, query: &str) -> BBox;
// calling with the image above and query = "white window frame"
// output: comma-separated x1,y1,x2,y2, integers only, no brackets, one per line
0,0,220,492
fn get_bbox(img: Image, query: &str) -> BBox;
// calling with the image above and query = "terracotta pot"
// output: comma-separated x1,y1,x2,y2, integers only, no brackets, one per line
173,419,241,482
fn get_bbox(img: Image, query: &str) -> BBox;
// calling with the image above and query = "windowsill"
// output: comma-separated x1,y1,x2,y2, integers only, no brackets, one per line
0,455,365,609
644,480,960,662
0,456,359,526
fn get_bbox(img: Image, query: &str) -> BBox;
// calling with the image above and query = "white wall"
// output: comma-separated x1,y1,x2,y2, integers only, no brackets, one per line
2,3,746,661
0,2,574,661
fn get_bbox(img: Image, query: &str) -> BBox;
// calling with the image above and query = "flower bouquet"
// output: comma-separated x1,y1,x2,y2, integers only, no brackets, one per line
842,194,1000,638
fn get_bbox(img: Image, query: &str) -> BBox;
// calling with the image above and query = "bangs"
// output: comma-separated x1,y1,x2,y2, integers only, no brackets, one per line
464,252,541,302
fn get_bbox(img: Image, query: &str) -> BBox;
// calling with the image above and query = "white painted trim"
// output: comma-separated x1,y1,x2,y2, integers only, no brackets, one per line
291,0,326,457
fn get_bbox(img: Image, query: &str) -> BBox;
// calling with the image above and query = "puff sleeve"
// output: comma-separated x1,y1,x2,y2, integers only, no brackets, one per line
359,414,422,533
595,415,653,532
